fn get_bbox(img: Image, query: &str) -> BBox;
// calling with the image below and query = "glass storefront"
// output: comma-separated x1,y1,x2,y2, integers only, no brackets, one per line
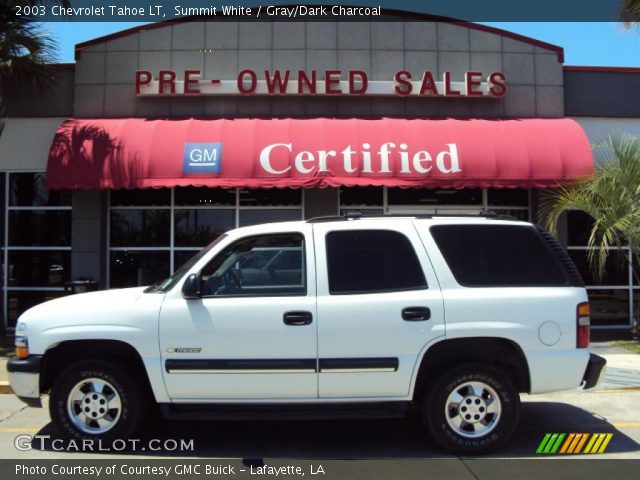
0,178,634,329
567,210,635,327
340,187,530,221
2,173,71,327
108,187,303,288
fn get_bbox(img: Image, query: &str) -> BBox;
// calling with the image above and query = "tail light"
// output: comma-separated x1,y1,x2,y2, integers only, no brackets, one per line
577,302,590,348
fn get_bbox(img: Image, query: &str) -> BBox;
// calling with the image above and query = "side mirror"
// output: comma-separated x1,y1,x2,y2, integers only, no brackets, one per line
182,273,201,299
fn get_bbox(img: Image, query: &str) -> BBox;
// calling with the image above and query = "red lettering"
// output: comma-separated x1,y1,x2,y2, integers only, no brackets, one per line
184,69,201,95
465,71,483,97
298,70,317,94
348,70,368,95
265,70,291,94
237,69,257,94
488,71,507,97
325,70,342,94
419,72,439,96
135,70,152,95
158,70,176,95
443,71,461,96
394,71,413,96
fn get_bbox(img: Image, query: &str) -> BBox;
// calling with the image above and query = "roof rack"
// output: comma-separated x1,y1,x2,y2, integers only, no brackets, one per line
307,211,520,223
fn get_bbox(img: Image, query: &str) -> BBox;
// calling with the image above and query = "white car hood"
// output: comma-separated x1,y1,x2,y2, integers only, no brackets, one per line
19,286,150,327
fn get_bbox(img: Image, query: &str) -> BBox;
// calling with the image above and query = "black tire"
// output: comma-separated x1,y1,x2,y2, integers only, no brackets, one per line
49,359,146,440
422,364,520,455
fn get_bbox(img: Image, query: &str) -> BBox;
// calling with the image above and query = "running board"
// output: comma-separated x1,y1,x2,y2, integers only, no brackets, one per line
160,401,410,421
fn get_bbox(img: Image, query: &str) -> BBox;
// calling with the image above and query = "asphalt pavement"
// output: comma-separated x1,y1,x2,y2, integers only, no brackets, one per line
0,342,638,480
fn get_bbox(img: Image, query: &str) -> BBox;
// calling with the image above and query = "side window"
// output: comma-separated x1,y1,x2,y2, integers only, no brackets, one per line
200,233,306,297
326,230,427,295
430,224,569,287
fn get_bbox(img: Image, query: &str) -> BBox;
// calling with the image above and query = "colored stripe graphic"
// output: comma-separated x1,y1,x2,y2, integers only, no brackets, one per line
584,433,614,454
559,433,575,453
539,433,613,454
597,433,613,453
573,433,589,453
536,433,565,453
536,433,552,453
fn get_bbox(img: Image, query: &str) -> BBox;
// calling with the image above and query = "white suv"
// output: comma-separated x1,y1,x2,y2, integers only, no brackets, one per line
7,214,606,454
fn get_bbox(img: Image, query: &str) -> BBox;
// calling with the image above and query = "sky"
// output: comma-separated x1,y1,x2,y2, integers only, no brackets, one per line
44,22,640,67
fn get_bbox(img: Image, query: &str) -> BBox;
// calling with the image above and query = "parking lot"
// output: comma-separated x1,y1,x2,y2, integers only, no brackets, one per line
0,387,638,461
0,342,639,480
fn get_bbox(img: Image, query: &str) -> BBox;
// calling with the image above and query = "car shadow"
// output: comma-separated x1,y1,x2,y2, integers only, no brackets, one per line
30,401,640,458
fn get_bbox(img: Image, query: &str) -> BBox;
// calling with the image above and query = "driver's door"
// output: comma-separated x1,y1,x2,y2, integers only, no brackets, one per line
159,226,318,400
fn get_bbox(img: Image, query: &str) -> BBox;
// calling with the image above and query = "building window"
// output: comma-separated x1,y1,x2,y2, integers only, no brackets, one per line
0,173,4,329
566,210,633,328
339,186,383,216
3,173,71,328
388,188,483,206
486,188,530,221
238,189,302,227
339,187,530,220
108,188,303,288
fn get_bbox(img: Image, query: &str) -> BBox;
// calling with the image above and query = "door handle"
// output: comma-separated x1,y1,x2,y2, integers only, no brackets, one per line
283,311,313,326
402,306,431,321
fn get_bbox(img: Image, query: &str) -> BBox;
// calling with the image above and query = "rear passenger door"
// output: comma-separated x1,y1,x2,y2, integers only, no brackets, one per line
313,221,445,399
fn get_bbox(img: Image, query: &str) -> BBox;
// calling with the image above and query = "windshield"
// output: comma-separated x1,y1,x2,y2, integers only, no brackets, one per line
144,235,227,293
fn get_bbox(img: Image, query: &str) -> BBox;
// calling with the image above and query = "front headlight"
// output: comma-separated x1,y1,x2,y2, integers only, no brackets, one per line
14,336,29,359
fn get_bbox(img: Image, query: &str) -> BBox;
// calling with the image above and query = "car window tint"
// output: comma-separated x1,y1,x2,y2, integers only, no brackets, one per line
430,224,569,287
200,233,306,296
326,230,427,295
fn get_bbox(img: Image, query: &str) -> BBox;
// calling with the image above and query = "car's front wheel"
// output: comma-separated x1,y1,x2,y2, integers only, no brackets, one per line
49,360,146,440
422,364,520,454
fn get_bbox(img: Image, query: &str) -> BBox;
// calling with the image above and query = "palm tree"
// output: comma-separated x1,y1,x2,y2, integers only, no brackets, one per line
541,135,640,327
620,0,640,26
0,2,69,89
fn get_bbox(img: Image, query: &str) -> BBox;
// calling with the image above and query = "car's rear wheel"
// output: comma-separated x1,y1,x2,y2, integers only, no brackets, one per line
49,360,146,440
422,364,520,454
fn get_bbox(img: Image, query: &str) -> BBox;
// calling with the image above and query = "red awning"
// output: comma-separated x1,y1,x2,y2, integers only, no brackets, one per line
46,118,593,190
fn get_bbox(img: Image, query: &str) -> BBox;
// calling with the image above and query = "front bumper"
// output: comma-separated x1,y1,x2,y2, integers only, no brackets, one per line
582,353,607,389
7,356,43,407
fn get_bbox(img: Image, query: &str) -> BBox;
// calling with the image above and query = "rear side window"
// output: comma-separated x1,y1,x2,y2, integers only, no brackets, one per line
326,230,427,295
430,225,569,287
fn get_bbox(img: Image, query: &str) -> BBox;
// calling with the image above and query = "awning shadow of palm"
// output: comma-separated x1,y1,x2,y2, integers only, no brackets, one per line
48,120,149,189
29,401,640,459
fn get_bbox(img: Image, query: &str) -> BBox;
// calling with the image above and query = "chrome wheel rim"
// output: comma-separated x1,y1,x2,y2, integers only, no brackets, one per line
444,381,502,438
67,378,122,434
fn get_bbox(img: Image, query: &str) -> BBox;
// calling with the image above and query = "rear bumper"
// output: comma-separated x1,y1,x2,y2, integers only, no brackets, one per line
7,356,42,407
582,353,607,390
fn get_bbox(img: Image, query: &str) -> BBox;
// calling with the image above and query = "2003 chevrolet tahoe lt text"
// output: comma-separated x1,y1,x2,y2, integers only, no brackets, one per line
7,215,606,454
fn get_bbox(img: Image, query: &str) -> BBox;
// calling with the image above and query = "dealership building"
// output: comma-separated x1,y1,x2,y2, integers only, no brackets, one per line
1,14,640,331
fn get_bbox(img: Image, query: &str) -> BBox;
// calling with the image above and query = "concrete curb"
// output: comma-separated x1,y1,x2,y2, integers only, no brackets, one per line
595,386,640,393
0,381,12,394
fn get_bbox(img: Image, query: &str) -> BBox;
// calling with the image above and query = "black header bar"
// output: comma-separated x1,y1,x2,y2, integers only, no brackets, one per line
6,1,624,22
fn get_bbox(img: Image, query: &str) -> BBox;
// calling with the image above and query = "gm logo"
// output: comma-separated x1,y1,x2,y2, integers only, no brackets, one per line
183,143,222,174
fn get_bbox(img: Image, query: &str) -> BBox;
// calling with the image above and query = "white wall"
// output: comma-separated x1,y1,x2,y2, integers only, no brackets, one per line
0,118,65,171
573,117,640,144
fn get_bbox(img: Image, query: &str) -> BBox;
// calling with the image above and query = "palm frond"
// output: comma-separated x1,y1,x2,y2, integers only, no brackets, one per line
0,16,59,87
620,0,640,27
541,134,640,282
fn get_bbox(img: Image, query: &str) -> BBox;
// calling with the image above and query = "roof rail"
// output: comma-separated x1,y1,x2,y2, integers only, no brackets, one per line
307,212,364,223
307,211,520,223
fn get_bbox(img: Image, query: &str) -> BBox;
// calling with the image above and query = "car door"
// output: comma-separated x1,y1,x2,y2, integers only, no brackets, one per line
159,225,318,400
313,220,445,399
